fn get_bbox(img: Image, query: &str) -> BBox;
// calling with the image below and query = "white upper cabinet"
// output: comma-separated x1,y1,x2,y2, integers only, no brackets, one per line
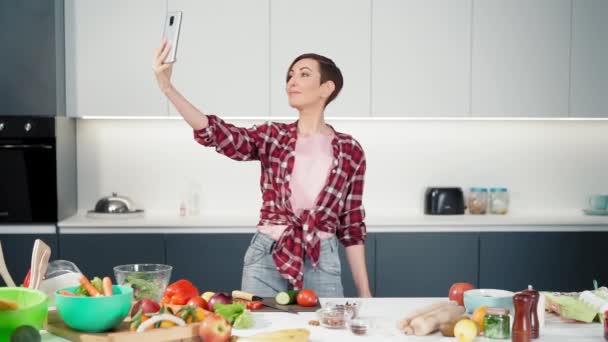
570,0,608,117
372,0,472,117
65,0,167,117
472,0,571,117
270,0,371,117
167,0,269,117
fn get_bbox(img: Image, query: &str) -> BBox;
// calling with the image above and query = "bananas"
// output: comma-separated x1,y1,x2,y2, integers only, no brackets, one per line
230,328,310,341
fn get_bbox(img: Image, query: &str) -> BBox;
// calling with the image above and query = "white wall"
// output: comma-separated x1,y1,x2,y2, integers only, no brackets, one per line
76,118,608,222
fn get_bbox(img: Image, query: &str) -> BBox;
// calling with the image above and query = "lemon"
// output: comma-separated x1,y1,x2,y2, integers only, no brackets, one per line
454,318,478,342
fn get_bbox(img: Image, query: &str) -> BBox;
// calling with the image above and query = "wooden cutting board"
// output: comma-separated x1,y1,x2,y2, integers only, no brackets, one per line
46,310,200,342
257,297,320,312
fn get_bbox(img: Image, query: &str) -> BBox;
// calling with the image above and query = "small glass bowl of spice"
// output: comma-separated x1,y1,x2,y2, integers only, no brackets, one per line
346,318,372,336
484,307,510,339
316,307,349,329
323,300,362,319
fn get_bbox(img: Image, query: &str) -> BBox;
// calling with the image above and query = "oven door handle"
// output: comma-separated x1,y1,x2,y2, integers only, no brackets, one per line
0,144,53,149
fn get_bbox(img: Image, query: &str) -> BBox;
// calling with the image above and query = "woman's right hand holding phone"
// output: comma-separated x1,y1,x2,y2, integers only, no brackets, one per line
153,39,174,93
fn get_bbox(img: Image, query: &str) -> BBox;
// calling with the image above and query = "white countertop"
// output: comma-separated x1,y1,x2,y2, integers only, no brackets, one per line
42,297,603,341
52,210,608,234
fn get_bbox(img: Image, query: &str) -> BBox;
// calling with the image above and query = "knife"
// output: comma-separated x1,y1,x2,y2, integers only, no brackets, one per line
232,290,298,314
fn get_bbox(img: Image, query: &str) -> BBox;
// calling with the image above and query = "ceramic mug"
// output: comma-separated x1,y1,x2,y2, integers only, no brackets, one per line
588,195,608,210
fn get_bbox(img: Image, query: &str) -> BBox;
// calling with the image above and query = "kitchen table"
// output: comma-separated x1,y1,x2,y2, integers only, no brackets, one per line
42,298,602,341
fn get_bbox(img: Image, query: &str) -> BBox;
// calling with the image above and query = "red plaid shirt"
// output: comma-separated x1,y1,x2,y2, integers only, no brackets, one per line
194,115,366,289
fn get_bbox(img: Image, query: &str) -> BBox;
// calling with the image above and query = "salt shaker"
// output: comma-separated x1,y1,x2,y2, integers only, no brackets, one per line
512,292,532,342
521,285,540,339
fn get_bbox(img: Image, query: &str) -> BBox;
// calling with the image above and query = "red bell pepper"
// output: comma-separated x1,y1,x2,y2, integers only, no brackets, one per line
162,279,199,305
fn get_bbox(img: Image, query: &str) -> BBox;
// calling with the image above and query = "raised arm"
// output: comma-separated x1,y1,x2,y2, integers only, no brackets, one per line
153,39,208,130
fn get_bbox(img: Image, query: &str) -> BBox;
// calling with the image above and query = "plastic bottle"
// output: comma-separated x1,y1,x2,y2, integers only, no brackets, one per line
521,285,540,339
512,292,532,342
179,200,187,217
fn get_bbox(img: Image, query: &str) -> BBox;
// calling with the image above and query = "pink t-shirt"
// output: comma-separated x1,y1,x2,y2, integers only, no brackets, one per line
258,132,335,240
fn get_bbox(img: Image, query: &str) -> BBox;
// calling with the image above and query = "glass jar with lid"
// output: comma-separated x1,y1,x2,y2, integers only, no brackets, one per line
468,188,488,215
484,307,511,339
490,188,509,214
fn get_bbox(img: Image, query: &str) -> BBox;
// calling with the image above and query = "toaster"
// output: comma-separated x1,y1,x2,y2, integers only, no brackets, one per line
424,187,465,215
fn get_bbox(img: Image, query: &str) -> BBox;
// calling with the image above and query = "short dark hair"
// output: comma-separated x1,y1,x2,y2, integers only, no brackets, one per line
286,53,343,107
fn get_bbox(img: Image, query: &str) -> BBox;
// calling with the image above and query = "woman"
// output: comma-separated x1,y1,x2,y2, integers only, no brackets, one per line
153,40,371,298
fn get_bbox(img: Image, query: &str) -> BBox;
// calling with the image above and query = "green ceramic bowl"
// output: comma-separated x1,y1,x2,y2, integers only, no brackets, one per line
55,285,133,332
0,287,49,341
463,289,514,313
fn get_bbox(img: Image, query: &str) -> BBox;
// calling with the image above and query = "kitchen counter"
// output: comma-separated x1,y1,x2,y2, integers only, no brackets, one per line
55,210,608,234
42,297,603,341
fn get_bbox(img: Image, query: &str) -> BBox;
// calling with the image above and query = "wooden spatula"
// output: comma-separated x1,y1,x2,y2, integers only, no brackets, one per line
28,239,51,290
0,298,19,311
0,241,16,287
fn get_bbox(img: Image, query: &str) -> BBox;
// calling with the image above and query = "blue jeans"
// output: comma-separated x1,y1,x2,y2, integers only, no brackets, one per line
241,231,344,298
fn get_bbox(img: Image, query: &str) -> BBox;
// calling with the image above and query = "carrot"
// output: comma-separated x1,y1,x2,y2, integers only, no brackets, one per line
79,274,101,296
103,276,113,296
58,290,76,297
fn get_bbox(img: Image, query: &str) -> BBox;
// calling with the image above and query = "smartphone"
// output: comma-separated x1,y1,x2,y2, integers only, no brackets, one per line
162,11,182,64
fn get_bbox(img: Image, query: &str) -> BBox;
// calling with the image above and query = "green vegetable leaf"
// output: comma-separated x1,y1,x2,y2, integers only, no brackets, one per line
233,309,254,329
125,273,161,301
74,285,88,296
90,277,103,294
214,303,246,325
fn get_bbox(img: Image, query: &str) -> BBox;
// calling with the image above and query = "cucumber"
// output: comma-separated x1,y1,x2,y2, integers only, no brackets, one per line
10,325,41,342
275,290,299,305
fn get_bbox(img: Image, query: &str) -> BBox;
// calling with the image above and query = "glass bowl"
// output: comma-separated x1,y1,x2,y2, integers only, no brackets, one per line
323,299,362,319
346,317,373,336
113,264,172,302
315,307,349,329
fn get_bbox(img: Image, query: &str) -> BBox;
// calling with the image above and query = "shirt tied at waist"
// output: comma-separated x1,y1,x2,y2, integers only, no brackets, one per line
271,209,336,289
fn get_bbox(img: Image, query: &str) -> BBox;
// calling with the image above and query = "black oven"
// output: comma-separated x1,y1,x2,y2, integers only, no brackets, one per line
0,117,62,223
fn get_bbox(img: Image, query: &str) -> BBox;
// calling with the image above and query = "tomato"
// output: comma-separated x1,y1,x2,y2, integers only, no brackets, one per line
162,279,199,305
187,296,209,310
448,282,475,306
246,301,264,310
296,289,318,307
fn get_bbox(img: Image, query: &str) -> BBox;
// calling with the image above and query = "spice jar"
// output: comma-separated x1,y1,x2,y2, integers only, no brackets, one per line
490,188,509,214
484,308,511,339
468,188,488,214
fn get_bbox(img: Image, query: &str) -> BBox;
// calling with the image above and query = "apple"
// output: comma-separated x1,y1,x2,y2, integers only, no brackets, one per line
208,292,232,311
449,282,475,306
130,298,161,317
198,314,232,342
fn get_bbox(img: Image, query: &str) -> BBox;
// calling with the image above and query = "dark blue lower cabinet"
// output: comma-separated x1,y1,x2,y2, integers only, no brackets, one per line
374,233,479,297
0,234,58,287
479,232,606,292
338,233,375,297
59,234,165,282
165,234,252,293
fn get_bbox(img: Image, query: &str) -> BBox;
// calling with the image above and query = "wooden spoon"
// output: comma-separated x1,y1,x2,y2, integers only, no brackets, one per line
0,241,16,287
28,239,51,290
0,298,19,311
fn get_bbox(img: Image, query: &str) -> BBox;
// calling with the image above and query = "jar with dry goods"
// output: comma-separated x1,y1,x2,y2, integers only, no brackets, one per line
490,188,509,214
468,187,488,214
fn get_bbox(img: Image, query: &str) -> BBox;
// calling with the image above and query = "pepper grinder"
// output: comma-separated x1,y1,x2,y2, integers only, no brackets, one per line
521,285,540,338
512,292,532,342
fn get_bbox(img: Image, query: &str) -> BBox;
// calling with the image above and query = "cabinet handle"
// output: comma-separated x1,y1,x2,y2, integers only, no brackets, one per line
0,144,52,149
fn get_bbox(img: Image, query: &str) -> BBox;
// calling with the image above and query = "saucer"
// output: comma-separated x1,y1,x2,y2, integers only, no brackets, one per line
582,208,608,216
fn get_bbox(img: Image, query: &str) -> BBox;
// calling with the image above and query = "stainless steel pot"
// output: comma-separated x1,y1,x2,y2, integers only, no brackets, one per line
93,193,136,213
